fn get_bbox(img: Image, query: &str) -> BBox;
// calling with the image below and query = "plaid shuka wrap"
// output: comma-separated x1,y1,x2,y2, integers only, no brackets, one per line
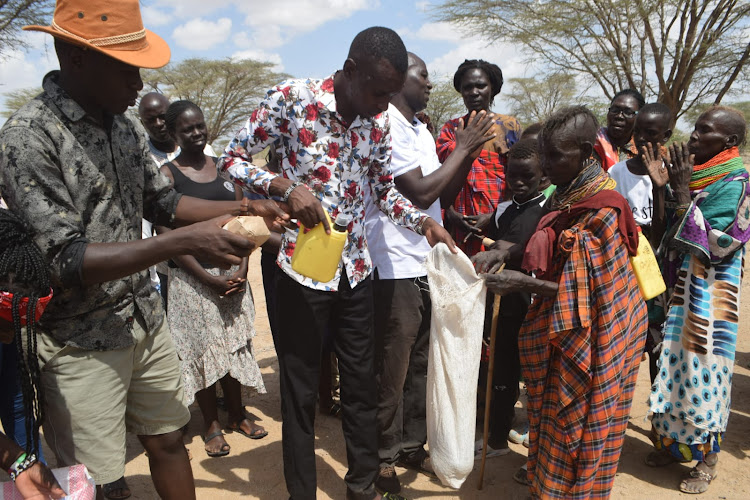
436,114,521,255
520,207,648,499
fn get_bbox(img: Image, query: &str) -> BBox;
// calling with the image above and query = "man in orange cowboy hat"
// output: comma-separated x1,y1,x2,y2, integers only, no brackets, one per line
0,1,289,499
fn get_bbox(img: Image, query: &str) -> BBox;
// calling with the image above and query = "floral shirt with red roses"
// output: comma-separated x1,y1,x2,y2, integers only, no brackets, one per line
218,75,430,291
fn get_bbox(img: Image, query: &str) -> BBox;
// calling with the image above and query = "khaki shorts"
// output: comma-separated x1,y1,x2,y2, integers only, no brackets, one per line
38,314,189,485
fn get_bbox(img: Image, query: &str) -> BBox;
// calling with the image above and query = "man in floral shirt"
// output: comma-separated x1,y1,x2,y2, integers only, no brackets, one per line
219,27,454,500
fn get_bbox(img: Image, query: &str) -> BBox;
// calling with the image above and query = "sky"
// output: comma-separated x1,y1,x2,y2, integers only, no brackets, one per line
0,0,530,116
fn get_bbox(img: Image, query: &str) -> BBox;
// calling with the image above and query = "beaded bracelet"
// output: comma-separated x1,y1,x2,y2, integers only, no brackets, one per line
8,452,37,482
281,181,304,203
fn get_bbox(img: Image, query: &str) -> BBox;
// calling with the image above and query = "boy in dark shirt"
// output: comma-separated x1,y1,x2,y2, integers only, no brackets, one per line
473,138,546,456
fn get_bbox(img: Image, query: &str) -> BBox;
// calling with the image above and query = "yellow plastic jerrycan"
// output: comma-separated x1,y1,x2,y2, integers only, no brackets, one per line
629,227,667,300
291,212,351,283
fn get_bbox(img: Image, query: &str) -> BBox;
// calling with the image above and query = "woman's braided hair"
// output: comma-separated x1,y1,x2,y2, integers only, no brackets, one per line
0,208,50,456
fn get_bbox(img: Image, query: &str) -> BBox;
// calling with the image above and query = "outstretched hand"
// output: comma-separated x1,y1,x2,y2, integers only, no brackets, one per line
455,111,496,158
481,270,521,295
642,143,669,188
423,218,458,254
187,215,255,268
667,142,694,203
14,462,66,500
471,248,508,274
246,199,291,232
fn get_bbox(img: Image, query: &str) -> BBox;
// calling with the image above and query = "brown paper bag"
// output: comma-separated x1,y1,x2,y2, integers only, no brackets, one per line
222,216,270,250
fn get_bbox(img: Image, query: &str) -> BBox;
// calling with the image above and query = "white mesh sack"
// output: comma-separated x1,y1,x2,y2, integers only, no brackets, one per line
424,243,487,489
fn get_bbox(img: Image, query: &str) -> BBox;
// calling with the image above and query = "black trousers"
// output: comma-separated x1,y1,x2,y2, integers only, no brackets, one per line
373,276,430,466
260,250,279,343
487,294,528,448
274,268,378,500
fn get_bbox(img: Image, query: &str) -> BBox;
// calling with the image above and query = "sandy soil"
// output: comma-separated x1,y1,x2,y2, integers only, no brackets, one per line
33,251,750,499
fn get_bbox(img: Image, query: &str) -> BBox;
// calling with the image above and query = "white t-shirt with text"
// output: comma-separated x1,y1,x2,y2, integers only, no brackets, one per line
609,159,654,226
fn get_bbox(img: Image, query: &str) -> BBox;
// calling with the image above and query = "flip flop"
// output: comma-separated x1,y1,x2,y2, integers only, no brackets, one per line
202,430,230,457
226,420,268,440
102,477,131,500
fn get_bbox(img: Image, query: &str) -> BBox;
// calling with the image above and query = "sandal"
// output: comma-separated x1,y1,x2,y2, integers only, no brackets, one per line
645,449,679,467
226,419,268,440
680,462,717,493
202,430,230,457
102,477,131,500
679,461,717,494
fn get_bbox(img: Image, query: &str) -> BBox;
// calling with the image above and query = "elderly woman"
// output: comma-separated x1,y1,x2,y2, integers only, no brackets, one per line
436,59,521,255
646,106,749,495
477,106,647,498
594,89,645,171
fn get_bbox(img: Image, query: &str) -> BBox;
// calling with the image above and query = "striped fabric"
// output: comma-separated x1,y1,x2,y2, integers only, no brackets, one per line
520,207,648,499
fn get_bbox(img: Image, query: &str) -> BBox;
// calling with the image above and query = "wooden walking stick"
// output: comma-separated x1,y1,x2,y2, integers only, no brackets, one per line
478,237,504,490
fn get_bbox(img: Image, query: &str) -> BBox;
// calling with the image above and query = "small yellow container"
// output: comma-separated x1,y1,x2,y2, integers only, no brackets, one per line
291,212,349,283
629,228,667,300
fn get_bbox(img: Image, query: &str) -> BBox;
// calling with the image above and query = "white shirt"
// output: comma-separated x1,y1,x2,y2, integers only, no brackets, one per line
609,159,654,226
364,104,442,279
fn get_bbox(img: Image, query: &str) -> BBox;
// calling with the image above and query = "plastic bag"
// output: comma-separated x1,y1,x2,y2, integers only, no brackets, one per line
425,243,486,489
1,464,95,500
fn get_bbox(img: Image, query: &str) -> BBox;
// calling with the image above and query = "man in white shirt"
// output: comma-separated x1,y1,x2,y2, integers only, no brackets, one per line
364,52,494,495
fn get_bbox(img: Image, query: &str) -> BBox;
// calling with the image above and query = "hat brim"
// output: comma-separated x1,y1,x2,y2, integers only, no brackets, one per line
23,25,170,69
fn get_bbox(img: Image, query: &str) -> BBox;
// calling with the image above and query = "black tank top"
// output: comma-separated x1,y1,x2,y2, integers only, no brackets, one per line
165,159,236,201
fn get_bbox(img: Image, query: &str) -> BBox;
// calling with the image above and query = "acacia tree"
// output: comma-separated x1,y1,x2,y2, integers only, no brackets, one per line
504,73,583,125
1,86,41,118
424,78,466,137
434,0,750,121
141,58,287,144
0,0,53,57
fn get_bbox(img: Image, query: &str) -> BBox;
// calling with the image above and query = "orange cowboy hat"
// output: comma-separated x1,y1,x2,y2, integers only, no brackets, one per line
23,0,170,69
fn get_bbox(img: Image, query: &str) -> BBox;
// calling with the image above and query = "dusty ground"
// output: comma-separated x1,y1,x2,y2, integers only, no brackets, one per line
29,251,750,498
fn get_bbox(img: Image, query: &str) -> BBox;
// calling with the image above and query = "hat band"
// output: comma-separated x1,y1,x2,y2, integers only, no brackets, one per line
51,19,146,47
